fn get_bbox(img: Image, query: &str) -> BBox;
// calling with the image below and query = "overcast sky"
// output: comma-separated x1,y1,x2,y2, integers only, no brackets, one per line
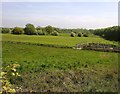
2,1,118,29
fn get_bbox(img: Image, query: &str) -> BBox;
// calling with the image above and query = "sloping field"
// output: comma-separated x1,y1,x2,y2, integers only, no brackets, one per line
2,34,118,47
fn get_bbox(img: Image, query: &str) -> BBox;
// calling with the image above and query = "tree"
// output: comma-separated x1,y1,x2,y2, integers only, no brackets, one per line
51,31,59,36
24,24,36,35
37,30,46,35
45,25,54,34
53,27,60,33
12,27,24,34
93,26,119,41
83,33,88,37
78,32,83,37
36,26,41,30
2,28,11,33
70,32,75,37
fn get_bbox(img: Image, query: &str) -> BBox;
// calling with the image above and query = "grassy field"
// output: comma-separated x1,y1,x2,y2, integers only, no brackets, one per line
2,34,119,92
2,34,118,47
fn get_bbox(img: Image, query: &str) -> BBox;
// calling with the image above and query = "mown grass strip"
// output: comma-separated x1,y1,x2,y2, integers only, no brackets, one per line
4,41,119,53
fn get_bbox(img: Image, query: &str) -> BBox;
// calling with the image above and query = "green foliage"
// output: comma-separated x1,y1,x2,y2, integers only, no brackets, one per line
24,23,36,35
12,27,24,34
53,27,60,33
59,28,90,34
1,64,21,93
78,32,83,37
83,33,89,37
2,28,11,33
70,32,76,37
45,25,54,34
37,30,46,35
51,31,59,36
94,26,120,41
36,26,41,30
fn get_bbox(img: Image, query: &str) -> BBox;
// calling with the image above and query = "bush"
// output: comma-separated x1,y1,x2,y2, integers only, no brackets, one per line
12,27,24,34
24,23,36,35
70,32,75,37
2,28,11,33
78,32,83,37
37,30,46,35
45,25,54,34
83,33,88,37
1,64,21,93
51,31,59,36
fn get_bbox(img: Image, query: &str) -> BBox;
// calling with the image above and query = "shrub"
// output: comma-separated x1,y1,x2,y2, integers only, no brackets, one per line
1,64,21,93
51,31,59,36
83,33,88,37
37,30,46,35
70,32,75,37
2,28,11,33
37,30,42,35
12,27,24,34
78,32,83,37
45,25,54,34
24,23,36,35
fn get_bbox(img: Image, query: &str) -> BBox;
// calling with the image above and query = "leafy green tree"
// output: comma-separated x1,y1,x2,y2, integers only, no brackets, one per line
2,28,11,33
78,32,83,37
36,26,46,32
53,27,60,33
12,27,24,34
70,32,75,37
24,24,36,35
83,33,88,37
37,30,46,35
36,26,41,30
51,31,59,36
45,25,54,34
94,26,119,41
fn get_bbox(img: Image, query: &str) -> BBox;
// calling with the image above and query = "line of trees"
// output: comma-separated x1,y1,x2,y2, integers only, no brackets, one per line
1,24,90,35
93,26,120,41
1,24,119,41
1,23,59,36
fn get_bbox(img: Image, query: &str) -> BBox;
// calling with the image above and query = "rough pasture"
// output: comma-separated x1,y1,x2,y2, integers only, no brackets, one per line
2,41,118,92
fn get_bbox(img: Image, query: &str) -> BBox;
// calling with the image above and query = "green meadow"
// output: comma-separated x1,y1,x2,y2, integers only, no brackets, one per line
2,34,118,47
